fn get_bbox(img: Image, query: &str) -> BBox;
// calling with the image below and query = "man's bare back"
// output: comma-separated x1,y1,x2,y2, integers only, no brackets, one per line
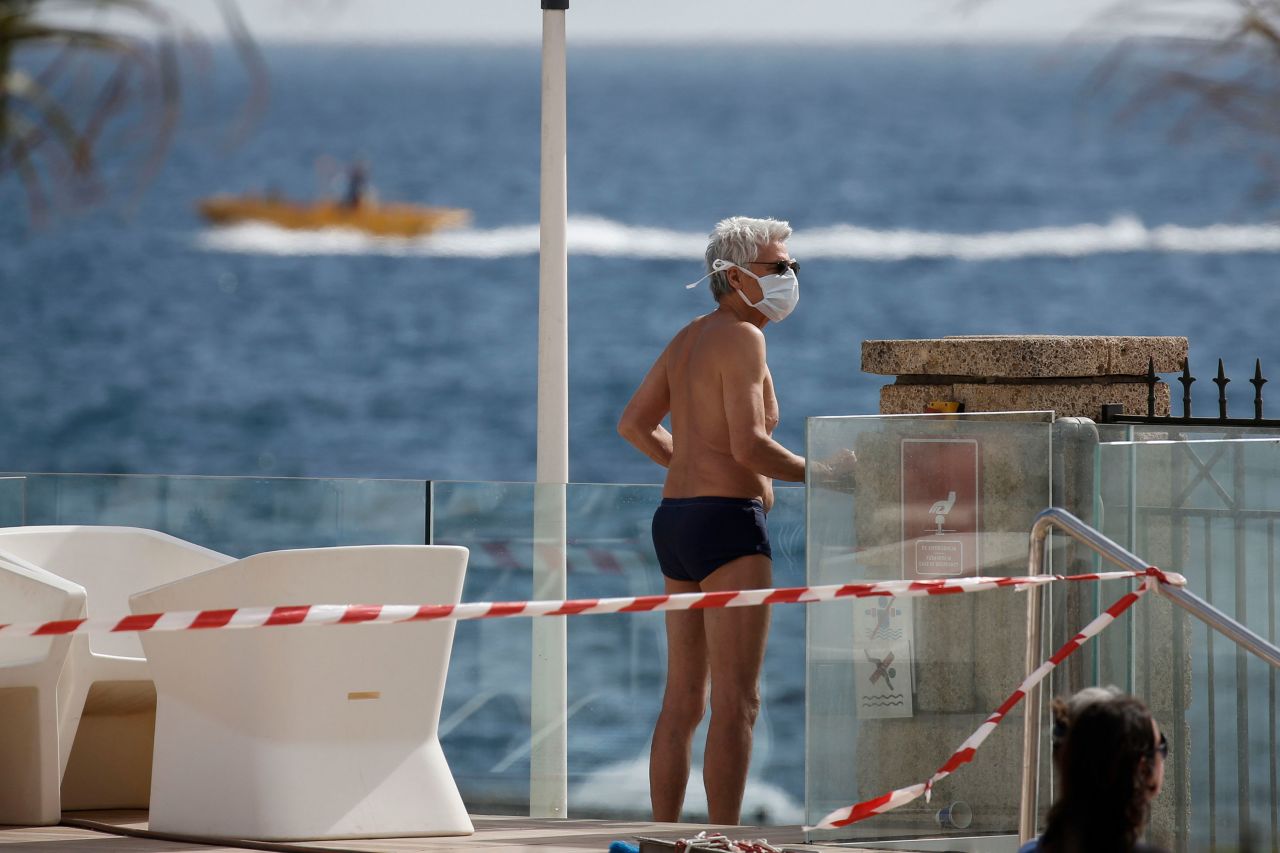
618,236,805,511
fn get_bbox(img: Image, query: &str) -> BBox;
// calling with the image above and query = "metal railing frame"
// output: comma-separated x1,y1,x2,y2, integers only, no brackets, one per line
1018,507,1280,843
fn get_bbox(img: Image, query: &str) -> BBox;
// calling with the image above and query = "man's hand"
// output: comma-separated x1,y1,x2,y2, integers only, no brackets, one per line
809,448,858,491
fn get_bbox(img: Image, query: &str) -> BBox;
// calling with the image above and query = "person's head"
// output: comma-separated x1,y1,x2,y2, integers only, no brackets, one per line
1050,685,1122,753
1043,692,1166,851
703,216,793,303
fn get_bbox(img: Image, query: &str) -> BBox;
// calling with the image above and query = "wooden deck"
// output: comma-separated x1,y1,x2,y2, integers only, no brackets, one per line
0,811,867,853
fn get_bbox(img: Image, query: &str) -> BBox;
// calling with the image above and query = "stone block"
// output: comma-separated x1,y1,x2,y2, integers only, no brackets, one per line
861,335,1187,379
879,381,1170,419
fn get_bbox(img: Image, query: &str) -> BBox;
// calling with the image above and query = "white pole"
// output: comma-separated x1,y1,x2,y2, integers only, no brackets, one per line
531,0,569,820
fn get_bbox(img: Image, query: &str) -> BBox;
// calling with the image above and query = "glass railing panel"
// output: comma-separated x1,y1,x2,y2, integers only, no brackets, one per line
1096,437,1280,851
753,484,807,825
0,476,47,668
430,480,536,815
7,473,427,555
0,477,24,526
560,482,663,822
429,480,808,822
805,412,1053,845
1116,583,1280,852
559,483,806,825
559,482,663,821
1106,423,1280,442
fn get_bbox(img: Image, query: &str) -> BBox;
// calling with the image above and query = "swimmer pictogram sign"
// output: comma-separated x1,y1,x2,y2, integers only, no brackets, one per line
853,595,914,720
900,438,980,579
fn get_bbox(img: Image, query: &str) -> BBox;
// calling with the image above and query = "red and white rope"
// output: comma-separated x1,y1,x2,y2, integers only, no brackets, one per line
0,568,1182,640
806,571,1163,830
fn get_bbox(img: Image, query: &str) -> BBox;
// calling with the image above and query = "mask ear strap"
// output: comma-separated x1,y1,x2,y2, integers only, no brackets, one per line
685,259,735,289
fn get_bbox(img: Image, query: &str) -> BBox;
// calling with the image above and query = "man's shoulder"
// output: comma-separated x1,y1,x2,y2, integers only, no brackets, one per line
699,315,764,348
670,314,763,367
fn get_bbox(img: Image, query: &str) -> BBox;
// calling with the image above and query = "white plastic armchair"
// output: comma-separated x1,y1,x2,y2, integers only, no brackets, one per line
131,544,473,841
0,553,86,825
0,525,232,812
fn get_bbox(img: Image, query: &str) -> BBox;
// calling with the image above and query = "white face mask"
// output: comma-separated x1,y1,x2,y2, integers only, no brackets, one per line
683,257,801,323
725,260,799,323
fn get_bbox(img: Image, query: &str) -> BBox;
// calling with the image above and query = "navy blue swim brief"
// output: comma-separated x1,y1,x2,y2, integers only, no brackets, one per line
651,496,771,584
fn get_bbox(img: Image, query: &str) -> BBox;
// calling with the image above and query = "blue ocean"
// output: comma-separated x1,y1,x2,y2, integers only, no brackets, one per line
1,42,1276,484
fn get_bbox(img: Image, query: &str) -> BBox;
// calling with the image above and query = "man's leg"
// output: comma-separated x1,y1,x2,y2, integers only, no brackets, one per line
650,576,708,822
701,554,772,825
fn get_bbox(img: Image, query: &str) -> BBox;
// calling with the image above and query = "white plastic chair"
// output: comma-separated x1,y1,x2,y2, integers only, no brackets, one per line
0,553,86,825
132,544,473,841
0,525,232,812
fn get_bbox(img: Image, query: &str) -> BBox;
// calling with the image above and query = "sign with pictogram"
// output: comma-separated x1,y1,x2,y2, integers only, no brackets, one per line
901,438,980,579
852,595,914,719
853,641,914,720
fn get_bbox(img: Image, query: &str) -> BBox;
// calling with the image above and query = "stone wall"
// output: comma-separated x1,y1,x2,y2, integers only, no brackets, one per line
862,335,1187,418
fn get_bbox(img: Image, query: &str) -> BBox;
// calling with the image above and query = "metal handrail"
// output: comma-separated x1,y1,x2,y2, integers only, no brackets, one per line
1018,507,1280,842
1031,508,1280,665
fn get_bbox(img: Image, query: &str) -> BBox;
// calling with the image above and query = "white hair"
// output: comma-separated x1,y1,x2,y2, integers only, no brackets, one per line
703,216,792,301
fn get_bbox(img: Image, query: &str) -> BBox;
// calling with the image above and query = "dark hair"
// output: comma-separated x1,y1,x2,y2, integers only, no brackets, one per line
1039,695,1158,853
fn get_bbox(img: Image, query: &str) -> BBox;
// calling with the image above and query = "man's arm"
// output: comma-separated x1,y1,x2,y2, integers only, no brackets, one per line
618,345,674,468
721,325,806,482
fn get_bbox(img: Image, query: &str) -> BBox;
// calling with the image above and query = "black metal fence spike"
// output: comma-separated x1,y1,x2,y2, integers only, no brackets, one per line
1146,357,1157,417
1179,359,1195,419
1101,354,1280,427
1252,359,1268,421
1214,359,1231,420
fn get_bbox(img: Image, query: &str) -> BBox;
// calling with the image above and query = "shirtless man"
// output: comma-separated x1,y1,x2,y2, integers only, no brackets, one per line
618,216,805,825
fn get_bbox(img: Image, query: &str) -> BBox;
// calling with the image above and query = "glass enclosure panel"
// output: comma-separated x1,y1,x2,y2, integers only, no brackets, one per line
1096,437,1280,852
6,473,427,555
430,481,536,814
562,483,664,821
0,477,24,526
805,412,1053,845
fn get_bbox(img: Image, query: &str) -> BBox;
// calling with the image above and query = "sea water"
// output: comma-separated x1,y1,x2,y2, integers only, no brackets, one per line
1,43,1277,485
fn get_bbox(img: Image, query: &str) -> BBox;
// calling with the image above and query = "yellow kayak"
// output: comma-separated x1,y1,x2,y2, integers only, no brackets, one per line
198,195,471,237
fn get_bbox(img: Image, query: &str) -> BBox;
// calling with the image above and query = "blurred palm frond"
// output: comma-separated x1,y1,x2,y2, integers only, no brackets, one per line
963,0,1280,203
1093,1,1280,199
0,0,266,220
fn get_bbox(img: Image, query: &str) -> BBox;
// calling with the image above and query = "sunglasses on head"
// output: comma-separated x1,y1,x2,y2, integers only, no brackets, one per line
747,258,800,276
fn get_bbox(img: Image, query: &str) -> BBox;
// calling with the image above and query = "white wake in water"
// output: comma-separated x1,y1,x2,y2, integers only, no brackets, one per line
195,214,1280,261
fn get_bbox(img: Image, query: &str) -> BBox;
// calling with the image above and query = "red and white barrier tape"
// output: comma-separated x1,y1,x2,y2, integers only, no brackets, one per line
806,572,1162,831
0,567,1183,640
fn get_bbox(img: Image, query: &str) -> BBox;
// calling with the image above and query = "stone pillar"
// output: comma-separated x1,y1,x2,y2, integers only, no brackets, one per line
862,335,1187,418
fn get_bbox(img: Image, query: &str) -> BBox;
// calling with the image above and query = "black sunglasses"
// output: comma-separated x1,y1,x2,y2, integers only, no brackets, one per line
748,259,800,276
